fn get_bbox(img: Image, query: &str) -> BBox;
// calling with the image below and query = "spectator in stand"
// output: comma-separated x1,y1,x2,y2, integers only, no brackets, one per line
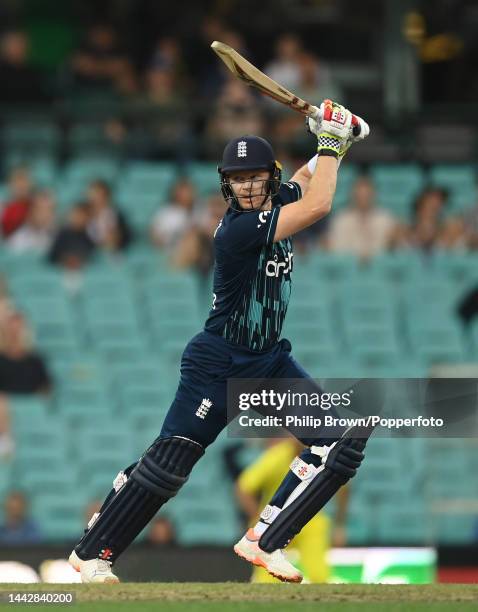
294,52,343,111
264,33,304,92
149,36,190,95
86,180,132,252
327,176,397,260
0,394,14,459
126,59,191,161
268,46,343,147
70,23,137,95
196,18,227,94
6,190,57,255
147,515,176,546
0,30,49,105
143,62,183,108
265,35,342,104
205,80,264,157
0,167,34,238
172,194,225,275
151,178,197,251
48,203,96,270
0,491,43,545
390,187,462,252
0,310,51,395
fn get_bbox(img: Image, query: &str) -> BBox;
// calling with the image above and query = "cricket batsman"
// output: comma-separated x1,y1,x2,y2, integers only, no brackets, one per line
69,99,371,583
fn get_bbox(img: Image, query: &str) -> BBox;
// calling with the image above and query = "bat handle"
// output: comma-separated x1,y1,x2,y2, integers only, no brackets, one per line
311,106,361,137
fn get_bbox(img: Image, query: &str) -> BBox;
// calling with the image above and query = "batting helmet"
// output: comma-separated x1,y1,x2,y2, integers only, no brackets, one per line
218,135,282,211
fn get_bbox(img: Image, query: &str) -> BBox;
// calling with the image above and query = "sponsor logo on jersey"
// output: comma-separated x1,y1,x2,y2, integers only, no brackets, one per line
257,209,271,228
265,251,293,277
196,398,212,419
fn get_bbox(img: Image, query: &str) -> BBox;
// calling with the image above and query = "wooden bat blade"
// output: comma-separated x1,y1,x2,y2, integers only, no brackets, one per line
211,40,317,118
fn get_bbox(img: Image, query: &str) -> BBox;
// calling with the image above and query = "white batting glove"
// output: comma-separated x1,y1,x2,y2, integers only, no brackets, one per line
350,115,370,142
314,100,352,158
306,104,370,142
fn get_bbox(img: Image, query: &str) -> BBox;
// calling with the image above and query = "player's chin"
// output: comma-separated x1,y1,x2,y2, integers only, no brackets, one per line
238,197,265,211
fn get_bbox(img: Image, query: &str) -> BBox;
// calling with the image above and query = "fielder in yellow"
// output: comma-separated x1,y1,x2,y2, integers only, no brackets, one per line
236,438,349,583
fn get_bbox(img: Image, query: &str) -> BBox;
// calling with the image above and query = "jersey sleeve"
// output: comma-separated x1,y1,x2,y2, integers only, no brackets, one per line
277,181,302,206
217,207,280,253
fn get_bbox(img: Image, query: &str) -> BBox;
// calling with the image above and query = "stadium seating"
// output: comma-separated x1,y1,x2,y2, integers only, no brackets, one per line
1,159,478,547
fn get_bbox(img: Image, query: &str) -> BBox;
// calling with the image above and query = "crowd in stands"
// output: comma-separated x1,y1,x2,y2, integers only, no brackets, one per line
0,14,478,550
0,22,347,161
1,165,478,273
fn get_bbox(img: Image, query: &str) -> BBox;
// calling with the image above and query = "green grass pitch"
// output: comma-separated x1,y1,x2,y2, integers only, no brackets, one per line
1,583,477,611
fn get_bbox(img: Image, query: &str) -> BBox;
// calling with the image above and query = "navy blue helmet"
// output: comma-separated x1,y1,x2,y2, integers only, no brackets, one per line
218,135,282,211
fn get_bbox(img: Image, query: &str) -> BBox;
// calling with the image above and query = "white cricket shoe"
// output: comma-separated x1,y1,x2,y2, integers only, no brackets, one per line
234,528,303,583
68,550,120,584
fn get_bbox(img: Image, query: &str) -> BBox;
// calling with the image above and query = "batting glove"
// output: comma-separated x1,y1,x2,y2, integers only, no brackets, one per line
314,100,352,158
306,103,370,142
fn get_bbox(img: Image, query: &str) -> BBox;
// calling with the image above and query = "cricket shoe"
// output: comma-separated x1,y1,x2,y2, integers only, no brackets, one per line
68,550,120,583
233,528,303,583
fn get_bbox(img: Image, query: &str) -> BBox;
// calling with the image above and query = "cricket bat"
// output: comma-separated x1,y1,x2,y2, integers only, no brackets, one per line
211,40,359,131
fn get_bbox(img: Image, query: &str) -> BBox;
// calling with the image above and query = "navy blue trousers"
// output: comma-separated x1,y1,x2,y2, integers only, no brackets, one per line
160,330,341,449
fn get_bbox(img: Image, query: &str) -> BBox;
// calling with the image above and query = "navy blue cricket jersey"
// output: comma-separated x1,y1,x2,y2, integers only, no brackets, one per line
205,181,302,351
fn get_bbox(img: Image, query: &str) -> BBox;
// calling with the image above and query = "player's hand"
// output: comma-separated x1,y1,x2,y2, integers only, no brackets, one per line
336,113,369,166
349,114,370,142
313,100,352,158
307,104,370,142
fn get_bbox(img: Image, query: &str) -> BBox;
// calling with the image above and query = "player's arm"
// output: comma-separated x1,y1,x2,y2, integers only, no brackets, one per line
288,111,369,197
274,155,338,242
274,100,352,243
289,163,312,194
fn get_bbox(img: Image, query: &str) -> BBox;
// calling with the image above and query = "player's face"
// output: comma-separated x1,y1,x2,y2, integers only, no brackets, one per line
228,170,272,210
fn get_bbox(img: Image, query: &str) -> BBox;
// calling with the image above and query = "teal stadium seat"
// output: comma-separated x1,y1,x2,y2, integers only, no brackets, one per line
428,164,476,215
187,162,220,197
124,244,168,280
370,164,425,219
115,162,175,232
82,295,138,323
115,189,160,233
431,515,475,544
1,121,60,157
117,162,176,200
330,163,359,210
62,157,120,185
375,502,429,543
8,268,64,300
433,251,478,287
309,252,359,283
67,124,122,158
408,321,466,364
75,427,137,471
31,496,84,541
144,271,198,297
